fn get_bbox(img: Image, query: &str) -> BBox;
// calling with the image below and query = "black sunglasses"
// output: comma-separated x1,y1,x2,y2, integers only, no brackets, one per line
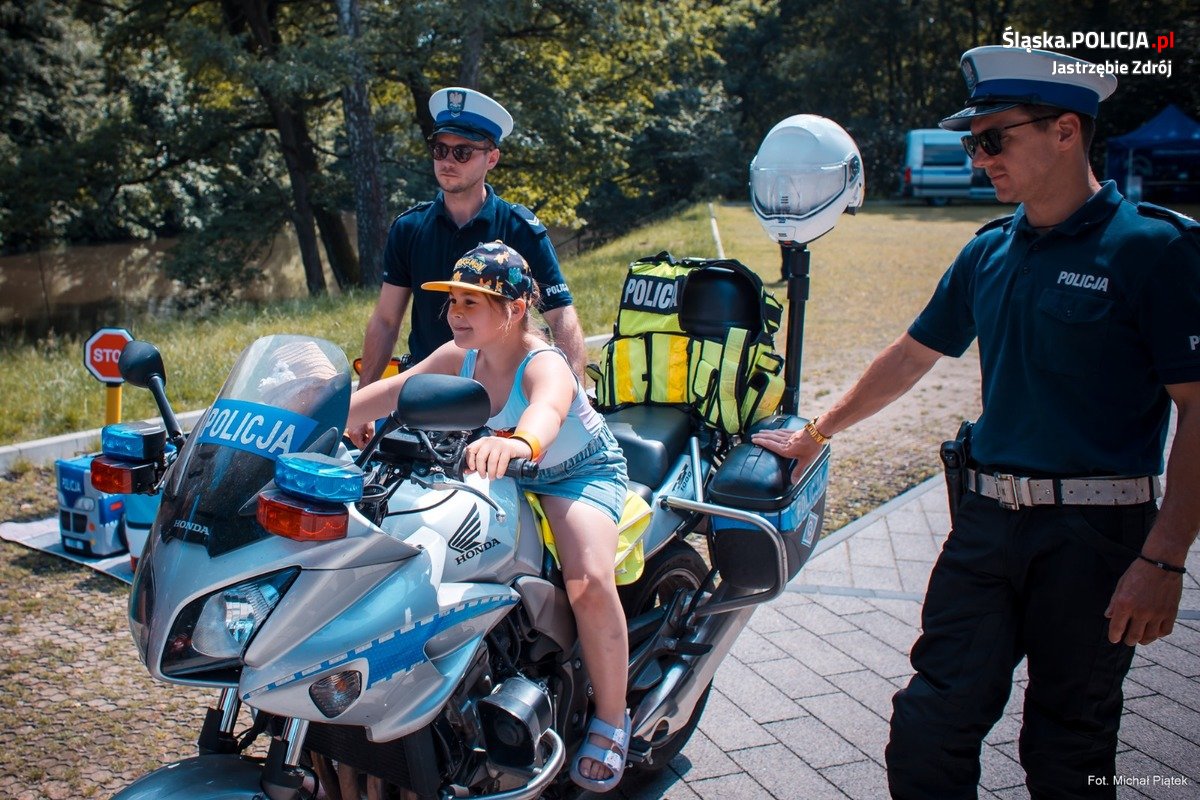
428,141,493,163
960,115,1060,158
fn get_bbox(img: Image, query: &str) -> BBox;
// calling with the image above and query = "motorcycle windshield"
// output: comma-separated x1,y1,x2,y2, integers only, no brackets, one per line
155,335,352,557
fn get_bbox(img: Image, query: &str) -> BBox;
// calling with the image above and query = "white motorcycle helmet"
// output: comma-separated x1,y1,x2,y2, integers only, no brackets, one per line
750,114,865,245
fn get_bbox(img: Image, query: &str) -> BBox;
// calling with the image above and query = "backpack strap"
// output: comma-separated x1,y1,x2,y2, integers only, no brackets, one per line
715,328,750,434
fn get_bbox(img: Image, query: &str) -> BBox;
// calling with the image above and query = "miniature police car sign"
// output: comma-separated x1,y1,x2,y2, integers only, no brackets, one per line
84,327,133,384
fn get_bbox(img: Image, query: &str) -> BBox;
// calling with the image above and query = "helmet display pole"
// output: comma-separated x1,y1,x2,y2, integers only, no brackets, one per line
750,113,863,421
779,243,810,417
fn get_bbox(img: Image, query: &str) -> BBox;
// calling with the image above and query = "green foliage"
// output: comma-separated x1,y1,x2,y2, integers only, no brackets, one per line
163,175,287,304
0,0,107,249
1,0,1198,309
479,0,742,227
0,199,1006,448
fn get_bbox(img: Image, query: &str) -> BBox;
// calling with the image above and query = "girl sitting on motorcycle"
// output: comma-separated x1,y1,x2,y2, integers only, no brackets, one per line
347,240,633,793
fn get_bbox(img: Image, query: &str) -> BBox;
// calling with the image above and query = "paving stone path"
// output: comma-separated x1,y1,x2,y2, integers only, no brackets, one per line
613,479,1200,799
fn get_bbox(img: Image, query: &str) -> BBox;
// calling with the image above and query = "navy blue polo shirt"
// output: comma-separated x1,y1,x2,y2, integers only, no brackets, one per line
381,185,573,362
909,181,1200,476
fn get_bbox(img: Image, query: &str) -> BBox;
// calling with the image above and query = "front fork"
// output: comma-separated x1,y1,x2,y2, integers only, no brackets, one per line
261,717,311,800
199,688,311,800
198,687,242,755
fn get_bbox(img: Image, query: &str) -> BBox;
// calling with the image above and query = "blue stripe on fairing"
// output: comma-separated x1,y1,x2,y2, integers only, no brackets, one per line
242,594,517,701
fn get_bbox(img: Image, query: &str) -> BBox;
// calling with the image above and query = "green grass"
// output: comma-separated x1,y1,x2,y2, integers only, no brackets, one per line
0,200,1004,447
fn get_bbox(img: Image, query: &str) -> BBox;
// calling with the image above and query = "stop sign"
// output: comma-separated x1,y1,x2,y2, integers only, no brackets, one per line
84,327,134,384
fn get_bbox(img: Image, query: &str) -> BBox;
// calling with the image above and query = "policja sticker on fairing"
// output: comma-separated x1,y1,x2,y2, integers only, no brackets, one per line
196,399,318,460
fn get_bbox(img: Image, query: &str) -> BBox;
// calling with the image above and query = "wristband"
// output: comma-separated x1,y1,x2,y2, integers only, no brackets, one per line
1138,554,1186,574
804,419,831,446
510,431,542,461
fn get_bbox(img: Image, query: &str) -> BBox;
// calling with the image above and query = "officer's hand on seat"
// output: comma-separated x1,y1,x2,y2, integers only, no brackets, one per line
751,429,822,483
1104,559,1183,646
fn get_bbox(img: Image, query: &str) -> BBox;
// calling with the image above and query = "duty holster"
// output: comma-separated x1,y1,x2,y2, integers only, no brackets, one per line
939,420,973,526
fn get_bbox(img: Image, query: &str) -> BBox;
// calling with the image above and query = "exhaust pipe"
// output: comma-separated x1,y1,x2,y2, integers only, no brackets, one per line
631,601,756,743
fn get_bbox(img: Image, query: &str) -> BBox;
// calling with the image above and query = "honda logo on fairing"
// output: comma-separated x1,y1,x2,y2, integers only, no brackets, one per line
448,505,500,565
448,505,483,552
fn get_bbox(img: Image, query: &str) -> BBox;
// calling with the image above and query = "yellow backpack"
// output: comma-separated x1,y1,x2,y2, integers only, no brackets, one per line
593,252,785,435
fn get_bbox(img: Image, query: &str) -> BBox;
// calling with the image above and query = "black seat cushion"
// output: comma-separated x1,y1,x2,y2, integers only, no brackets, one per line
604,406,694,489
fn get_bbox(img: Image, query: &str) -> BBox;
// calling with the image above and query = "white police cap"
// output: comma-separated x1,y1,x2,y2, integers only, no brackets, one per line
429,87,514,144
940,45,1117,131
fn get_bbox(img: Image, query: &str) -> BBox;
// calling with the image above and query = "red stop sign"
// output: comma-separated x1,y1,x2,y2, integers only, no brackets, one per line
84,328,134,384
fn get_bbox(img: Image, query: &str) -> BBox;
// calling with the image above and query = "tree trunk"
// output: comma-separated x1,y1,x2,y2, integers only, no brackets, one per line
458,18,484,88
315,204,360,288
335,0,388,287
407,71,435,140
267,95,328,295
231,0,361,294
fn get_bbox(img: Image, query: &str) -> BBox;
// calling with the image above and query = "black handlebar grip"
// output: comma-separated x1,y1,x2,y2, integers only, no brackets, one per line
505,458,539,480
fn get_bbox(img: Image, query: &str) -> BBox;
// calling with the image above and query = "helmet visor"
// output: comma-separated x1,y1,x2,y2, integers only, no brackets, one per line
750,155,861,220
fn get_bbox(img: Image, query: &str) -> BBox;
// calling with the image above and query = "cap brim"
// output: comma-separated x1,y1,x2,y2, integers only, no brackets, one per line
939,102,1020,131
420,279,506,298
430,123,493,143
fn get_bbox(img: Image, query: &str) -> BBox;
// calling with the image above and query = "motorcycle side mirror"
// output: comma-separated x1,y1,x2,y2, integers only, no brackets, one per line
119,340,168,389
118,339,185,448
395,374,490,431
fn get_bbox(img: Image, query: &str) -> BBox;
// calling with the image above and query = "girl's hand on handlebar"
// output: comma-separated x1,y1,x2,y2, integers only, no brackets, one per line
466,435,535,480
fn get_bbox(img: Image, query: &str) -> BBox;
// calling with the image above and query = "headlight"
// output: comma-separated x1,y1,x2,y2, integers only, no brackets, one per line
193,578,284,658
161,568,298,680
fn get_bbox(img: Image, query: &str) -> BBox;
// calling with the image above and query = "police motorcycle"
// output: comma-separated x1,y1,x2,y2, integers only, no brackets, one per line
97,115,861,800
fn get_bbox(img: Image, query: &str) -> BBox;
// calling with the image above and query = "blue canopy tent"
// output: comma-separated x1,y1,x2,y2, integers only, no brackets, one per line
1105,105,1200,204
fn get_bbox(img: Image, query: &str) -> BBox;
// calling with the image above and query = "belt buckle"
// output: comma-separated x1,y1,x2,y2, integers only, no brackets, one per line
994,472,1020,511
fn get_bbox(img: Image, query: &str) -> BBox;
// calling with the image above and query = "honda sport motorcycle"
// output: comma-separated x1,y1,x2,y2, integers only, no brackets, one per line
96,331,829,800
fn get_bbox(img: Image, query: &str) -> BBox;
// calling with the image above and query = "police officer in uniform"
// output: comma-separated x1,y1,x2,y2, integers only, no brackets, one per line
358,87,586,386
752,46,1200,798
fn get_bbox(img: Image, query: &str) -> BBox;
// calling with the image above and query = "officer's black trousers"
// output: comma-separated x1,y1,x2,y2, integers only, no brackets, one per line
885,491,1156,799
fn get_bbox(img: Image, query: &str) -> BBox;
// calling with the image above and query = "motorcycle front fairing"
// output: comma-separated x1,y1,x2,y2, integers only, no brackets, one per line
128,335,414,685
127,335,527,741
239,524,520,741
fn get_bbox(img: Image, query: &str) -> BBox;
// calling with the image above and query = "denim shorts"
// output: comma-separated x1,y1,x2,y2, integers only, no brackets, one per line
517,426,628,523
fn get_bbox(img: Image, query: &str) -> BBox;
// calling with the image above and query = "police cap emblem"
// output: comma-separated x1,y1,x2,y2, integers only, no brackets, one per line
961,57,978,91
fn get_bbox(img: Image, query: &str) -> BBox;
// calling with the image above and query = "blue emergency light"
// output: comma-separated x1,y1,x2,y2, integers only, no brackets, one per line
275,453,364,504
101,421,168,462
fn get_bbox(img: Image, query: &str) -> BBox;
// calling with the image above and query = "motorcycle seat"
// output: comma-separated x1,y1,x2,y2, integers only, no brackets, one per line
604,405,694,490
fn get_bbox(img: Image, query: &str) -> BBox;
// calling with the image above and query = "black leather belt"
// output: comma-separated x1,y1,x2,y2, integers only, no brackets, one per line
965,469,1160,511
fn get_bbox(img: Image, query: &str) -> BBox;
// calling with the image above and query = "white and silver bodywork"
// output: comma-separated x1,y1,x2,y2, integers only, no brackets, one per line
112,334,814,800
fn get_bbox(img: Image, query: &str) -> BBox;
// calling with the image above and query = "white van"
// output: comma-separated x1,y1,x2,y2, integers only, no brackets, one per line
899,128,996,205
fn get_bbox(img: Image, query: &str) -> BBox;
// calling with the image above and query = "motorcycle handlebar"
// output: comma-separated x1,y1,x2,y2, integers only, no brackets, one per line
505,458,539,480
